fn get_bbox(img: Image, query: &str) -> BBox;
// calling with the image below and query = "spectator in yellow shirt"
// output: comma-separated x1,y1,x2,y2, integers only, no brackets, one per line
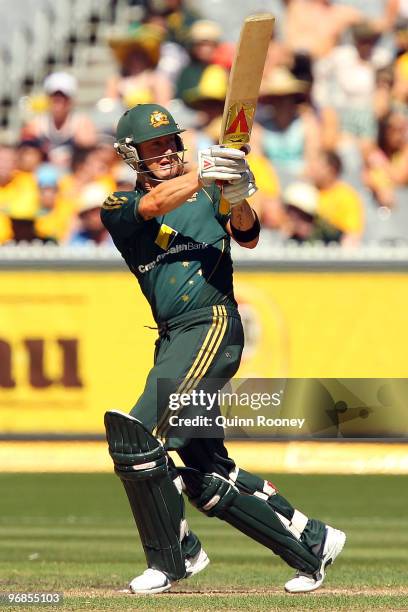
0,144,39,243
0,144,39,215
58,146,116,208
310,150,364,246
35,164,75,243
247,152,283,229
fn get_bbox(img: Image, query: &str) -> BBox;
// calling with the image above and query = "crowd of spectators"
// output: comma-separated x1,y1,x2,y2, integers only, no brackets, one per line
1,0,408,247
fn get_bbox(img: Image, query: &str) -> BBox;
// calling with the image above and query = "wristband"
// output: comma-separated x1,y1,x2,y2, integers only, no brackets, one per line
230,210,260,242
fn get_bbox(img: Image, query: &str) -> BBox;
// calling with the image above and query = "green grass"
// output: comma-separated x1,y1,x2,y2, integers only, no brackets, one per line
0,473,407,611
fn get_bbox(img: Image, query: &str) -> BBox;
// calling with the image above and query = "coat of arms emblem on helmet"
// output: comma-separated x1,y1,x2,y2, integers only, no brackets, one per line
150,111,170,128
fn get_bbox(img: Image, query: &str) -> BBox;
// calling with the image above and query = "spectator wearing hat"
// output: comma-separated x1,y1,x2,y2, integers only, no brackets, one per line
175,20,222,102
34,164,76,244
106,23,171,107
174,63,227,162
255,67,321,188
310,150,364,246
21,72,98,170
183,64,227,128
114,163,137,192
68,183,113,246
281,181,341,244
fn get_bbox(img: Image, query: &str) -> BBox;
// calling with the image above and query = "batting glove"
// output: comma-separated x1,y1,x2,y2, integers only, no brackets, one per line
198,146,247,186
222,169,258,205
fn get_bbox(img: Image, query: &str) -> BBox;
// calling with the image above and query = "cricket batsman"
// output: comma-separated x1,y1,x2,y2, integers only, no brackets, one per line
101,103,346,594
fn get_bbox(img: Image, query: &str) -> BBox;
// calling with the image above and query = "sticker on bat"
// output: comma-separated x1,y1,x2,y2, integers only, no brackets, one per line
224,103,256,144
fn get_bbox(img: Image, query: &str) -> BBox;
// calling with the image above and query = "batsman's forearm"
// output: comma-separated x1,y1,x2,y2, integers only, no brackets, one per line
230,200,256,229
139,168,202,220
229,200,259,249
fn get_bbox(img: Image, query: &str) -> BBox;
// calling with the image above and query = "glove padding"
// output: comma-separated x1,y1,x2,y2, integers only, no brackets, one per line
198,146,247,186
222,169,258,205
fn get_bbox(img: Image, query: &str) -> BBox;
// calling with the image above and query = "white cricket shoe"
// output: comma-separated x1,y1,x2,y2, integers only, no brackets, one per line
185,547,210,577
129,548,210,594
129,568,172,594
284,526,346,593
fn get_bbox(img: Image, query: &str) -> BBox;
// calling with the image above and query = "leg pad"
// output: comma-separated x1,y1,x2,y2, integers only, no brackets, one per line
180,467,320,574
105,410,186,581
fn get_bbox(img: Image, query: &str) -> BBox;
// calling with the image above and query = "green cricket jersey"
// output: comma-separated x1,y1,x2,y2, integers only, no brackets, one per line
101,184,237,323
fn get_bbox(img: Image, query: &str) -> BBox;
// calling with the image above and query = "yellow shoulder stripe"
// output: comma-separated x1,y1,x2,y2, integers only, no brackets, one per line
102,194,128,210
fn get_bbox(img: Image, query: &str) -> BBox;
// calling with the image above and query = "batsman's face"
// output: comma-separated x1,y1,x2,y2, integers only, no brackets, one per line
138,135,181,180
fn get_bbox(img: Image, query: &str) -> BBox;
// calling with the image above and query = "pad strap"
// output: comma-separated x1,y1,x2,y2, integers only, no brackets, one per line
180,467,320,574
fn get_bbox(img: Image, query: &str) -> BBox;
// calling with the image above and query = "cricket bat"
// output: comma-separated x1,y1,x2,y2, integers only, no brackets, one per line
219,13,275,213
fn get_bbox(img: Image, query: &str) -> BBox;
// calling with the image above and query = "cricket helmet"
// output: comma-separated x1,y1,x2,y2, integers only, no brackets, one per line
114,104,186,178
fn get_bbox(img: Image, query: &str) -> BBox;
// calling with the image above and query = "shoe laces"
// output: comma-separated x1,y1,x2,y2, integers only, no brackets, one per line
144,568,161,577
294,570,314,580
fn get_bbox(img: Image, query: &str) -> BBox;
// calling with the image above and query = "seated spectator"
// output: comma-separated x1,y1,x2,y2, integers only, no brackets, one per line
262,29,293,79
211,42,235,72
68,183,113,246
183,62,226,115
0,144,38,221
363,111,408,207
314,21,392,148
141,0,202,83
246,154,283,230
255,67,321,187
107,23,171,107
392,18,408,111
0,160,54,245
181,64,227,158
17,139,45,174
281,181,341,244
94,136,121,180
143,0,201,47
114,163,136,191
310,150,365,246
385,0,408,30
2,216,55,244
175,20,222,102
58,147,116,206
21,72,98,170
284,0,363,60
393,16,408,60
35,164,75,243
374,64,395,120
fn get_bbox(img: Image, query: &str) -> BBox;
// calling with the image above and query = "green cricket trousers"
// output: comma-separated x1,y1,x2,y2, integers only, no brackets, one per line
129,304,326,562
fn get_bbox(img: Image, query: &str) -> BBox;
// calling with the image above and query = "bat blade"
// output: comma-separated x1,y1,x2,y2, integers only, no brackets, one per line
219,13,275,149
